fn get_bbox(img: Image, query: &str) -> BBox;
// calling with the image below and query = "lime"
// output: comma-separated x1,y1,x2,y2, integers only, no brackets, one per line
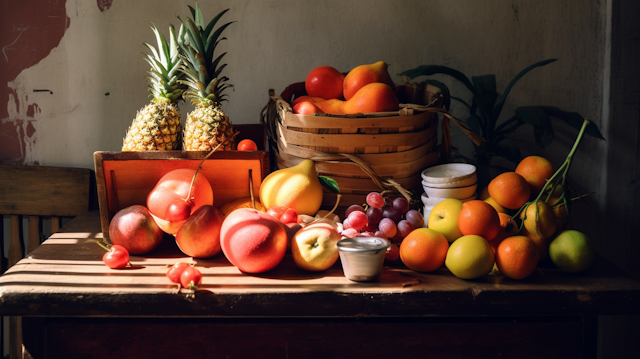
549,230,595,273
445,235,495,279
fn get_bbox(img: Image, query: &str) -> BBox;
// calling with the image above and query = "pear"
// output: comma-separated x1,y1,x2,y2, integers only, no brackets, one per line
260,159,324,216
343,61,396,101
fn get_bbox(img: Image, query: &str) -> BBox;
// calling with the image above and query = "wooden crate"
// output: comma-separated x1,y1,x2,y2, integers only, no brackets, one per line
261,82,446,206
94,151,269,241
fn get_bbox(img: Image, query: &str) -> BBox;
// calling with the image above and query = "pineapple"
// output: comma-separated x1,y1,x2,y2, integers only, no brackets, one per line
178,5,236,151
122,24,184,151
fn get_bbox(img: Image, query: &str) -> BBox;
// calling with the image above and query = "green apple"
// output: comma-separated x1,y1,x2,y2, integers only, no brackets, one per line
428,198,464,242
291,222,341,271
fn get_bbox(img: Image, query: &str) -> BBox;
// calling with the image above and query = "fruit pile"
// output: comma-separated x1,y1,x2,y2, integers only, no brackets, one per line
290,62,400,115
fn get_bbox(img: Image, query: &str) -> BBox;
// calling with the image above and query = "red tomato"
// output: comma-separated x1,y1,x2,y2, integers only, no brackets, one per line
267,205,298,224
102,245,130,269
237,139,258,151
166,262,191,283
164,199,192,223
180,266,203,290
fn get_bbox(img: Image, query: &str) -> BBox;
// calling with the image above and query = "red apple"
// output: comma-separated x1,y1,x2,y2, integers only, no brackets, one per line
108,205,164,255
220,208,287,273
291,222,341,271
147,168,214,234
175,205,224,258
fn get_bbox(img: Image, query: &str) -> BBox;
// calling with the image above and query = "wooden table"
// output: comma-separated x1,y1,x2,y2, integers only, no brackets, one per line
1,211,639,359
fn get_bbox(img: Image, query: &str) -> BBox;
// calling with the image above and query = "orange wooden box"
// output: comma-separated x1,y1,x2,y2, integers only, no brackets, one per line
94,151,269,241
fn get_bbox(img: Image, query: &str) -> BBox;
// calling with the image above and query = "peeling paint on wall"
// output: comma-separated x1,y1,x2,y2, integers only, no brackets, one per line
0,0,69,165
97,0,113,13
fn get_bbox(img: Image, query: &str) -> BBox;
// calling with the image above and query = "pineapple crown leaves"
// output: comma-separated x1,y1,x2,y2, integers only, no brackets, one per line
176,4,235,105
141,23,185,103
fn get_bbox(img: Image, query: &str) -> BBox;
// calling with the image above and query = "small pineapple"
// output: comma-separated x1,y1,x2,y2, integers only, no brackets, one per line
122,24,184,151
178,4,236,151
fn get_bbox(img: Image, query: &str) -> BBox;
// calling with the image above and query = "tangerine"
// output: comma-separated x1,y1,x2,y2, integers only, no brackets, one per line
457,200,501,241
515,156,554,195
488,172,530,210
445,235,495,279
519,201,558,260
484,196,507,214
399,228,449,272
489,213,518,253
496,235,539,279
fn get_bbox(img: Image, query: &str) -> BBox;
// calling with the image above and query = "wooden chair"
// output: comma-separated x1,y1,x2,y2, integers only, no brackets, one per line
0,164,91,359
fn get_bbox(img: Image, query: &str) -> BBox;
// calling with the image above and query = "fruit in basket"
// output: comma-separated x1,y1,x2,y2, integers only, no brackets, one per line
122,25,184,151
220,208,288,273
427,198,464,243
259,159,323,216
291,222,341,271
293,101,325,115
305,65,345,100
343,83,399,114
147,168,214,234
457,200,501,241
399,228,449,272
343,61,395,101
548,230,595,273
109,205,164,255
445,235,495,280
495,235,539,279
175,205,224,258
488,172,530,210
178,7,237,151
515,156,554,195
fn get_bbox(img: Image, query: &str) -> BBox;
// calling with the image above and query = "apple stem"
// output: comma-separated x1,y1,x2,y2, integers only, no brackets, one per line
97,241,110,252
184,131,240,203
248,169,256,209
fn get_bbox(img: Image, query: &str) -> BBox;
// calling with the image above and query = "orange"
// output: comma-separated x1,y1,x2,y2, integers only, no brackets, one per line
515,156,554,195
457,200,501,241
484,196,507,214
519,201,558,260
547,195,569,230
479,186,490,200
488,172,530,210
399,228,449,272
489,213,518,253
496,235,539,279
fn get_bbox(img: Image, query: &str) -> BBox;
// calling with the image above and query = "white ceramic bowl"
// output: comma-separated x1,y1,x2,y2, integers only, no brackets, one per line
421,163,477,185
422,175,477,188
421,193,447,207
423,183,478,200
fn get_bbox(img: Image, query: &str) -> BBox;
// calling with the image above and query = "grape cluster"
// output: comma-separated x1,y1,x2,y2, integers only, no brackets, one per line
341,192,425,245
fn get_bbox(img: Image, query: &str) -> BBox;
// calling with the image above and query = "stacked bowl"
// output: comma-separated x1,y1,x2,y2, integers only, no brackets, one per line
421,163,478,223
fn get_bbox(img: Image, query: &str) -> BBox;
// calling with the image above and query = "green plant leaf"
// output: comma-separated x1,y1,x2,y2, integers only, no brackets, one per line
534,106,606,141
490,59,557,134
466,115,483,138
423,79,451,110
318,176,340,194
515,106,555,148
472,74,498,119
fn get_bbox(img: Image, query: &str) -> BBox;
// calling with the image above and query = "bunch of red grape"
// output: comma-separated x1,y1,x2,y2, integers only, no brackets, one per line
341,192,425,260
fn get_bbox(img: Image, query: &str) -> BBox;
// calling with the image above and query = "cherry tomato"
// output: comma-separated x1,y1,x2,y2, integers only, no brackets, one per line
385,243,400,262
237,139,258,151
164,199,192,223
267,205,298,224
180,266,203,290
166,262,191,283
102,245,130,269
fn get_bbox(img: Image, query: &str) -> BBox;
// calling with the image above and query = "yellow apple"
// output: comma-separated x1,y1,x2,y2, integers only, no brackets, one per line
291,222,341,271
428,198,464,242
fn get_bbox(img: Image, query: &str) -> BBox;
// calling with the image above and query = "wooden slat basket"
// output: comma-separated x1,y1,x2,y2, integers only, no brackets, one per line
94,151,269,241
261,82,448,207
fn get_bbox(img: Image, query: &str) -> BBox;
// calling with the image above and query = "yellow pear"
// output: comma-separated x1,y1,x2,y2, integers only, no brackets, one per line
259,159,324,216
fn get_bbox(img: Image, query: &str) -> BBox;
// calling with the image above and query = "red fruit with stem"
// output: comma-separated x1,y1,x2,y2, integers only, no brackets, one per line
180,266,202,290
98,243,130,269
166,262,191,283
164,199,193,223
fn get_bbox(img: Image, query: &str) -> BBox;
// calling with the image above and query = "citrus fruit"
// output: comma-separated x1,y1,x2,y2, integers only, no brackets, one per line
547,195,569,230
515,156,554,195
487,172,531,210
445,235,495,279
479,186,490,200
399,228,449,272
495,235,539,279
484,196,507,214
489,213,518,253
549,230,595,273
457,200,501,241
